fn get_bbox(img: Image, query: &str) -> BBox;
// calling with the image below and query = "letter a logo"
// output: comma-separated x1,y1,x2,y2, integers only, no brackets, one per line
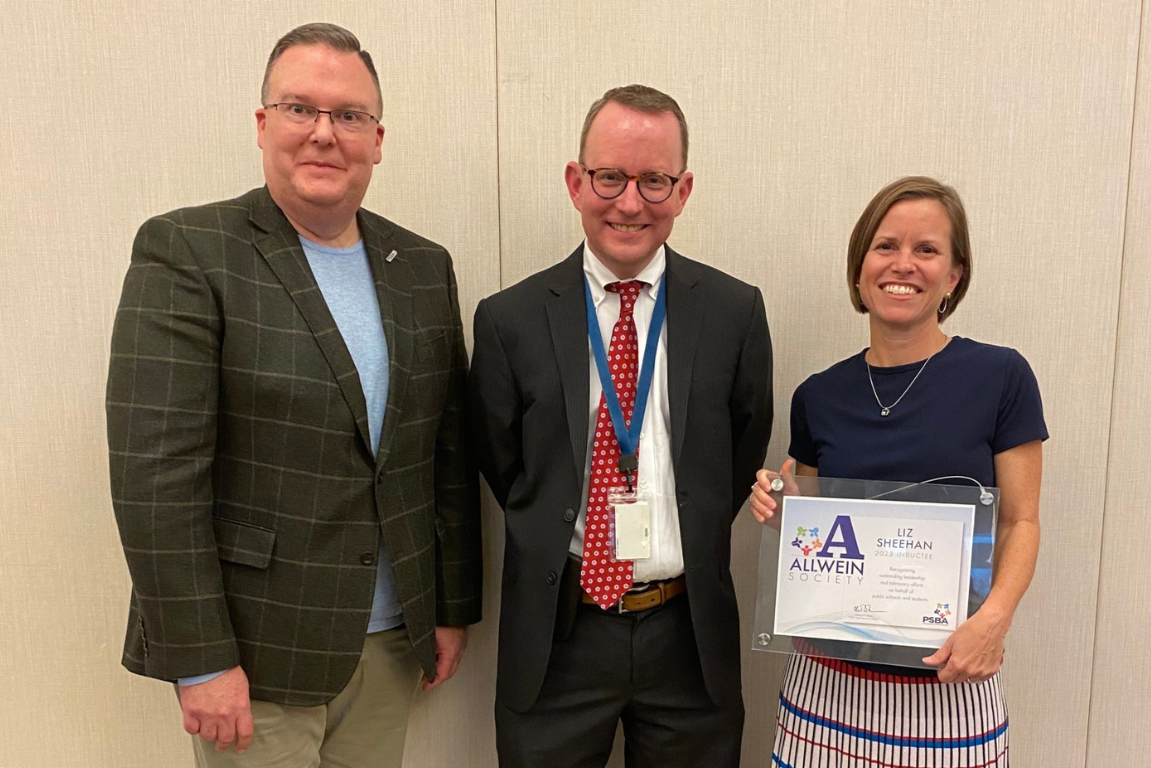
816,515,863,560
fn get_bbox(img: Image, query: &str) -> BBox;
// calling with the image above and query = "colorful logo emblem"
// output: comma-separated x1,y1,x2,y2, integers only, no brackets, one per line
791,526,822,557
934,603,951,620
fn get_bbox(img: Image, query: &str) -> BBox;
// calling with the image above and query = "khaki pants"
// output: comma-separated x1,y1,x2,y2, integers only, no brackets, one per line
192,626,423,768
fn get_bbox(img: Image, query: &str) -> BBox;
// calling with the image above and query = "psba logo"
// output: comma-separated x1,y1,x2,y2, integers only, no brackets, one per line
923,603,952,625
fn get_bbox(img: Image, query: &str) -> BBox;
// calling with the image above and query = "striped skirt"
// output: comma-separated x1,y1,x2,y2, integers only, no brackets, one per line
772,654,1009,767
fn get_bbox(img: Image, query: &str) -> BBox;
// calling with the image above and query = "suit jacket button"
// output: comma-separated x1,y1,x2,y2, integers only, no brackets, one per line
376,474,384,485
546,571,558,585
563,508,576,522
360,552,376,566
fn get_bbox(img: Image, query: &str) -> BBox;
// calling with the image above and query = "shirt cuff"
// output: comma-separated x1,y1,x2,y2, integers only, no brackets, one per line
178,669,230,687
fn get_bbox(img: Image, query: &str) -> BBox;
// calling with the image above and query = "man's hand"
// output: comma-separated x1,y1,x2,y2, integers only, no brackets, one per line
179,666,254,753
922,606,1007,684
422,626,468,691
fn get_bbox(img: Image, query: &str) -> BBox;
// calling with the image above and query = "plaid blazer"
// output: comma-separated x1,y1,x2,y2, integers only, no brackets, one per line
107,187,482,706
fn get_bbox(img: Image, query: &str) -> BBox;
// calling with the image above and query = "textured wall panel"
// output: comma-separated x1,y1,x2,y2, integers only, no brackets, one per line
0,1,499,766
2,0,1146,765
495,2,1139,765
1086,3,1151,765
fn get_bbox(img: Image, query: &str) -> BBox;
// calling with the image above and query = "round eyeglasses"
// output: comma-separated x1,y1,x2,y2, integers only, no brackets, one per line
581,164,682,204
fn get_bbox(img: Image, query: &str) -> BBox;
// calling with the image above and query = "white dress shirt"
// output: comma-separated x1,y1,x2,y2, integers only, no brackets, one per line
569,243,684,582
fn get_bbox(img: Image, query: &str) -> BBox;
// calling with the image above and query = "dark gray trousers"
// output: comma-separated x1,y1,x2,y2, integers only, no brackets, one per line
495,595,743,768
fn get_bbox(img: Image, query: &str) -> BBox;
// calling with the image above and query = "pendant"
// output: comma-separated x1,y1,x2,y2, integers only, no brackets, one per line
880,407,891,417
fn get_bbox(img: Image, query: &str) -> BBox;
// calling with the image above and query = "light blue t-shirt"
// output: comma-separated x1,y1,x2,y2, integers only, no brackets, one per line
179,235,402,687
300,236,403,633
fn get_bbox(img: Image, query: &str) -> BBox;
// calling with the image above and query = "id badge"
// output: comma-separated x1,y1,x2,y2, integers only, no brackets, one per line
608,487,651,560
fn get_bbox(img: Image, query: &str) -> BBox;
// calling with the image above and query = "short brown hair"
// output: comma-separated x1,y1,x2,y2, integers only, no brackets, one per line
847,176,972,321
262,23,383,115
579,85,689,170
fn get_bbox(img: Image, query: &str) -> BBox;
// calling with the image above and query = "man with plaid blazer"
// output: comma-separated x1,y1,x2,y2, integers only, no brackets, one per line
106,23,481,767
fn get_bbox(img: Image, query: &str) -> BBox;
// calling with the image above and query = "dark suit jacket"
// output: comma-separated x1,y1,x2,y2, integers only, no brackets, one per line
469,245,771,713
107,187,482,706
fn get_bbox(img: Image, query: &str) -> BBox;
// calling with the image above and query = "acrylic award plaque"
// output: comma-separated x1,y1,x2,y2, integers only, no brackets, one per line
751,475,997,669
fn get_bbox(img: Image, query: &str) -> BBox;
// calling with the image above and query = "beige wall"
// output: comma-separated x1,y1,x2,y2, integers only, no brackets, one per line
1086,0,1151,763
1,1,1147,766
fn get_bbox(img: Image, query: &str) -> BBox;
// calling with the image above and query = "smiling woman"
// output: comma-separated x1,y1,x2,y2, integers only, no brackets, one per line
750,177,1048,768
856,198,961,338
849,177,973,326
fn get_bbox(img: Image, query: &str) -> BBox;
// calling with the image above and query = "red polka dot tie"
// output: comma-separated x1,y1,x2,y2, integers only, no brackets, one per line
581,280,644,609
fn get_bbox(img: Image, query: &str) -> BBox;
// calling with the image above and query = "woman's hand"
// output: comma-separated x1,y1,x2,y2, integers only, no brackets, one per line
749,458,798,530
922,605,1009,683
923,440,1042,684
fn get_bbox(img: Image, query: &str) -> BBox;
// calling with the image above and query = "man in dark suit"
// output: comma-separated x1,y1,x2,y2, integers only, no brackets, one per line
106,23,481,767
469,85,772,768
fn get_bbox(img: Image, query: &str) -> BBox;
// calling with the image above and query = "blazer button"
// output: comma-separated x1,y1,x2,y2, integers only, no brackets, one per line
546,571,558,585
563,508,576,522
376,474,384,485
360,552,376,566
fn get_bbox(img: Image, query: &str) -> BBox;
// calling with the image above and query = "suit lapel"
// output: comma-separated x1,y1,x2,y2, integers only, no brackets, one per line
250,189,374,459
546,247,591,484
665,247,703,471
360,213,412,471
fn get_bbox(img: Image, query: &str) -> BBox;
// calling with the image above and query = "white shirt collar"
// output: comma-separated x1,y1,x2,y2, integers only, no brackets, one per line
582,242,666,306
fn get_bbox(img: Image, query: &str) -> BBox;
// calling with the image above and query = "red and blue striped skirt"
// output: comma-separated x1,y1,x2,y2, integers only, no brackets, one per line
772,654,1009,767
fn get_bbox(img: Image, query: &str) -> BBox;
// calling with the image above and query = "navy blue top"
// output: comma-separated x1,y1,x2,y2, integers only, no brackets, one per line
790,336,1047,487
788,336,1047,675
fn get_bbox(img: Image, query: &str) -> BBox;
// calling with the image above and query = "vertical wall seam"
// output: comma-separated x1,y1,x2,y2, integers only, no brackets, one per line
493,0,504,289
1084,1,1145,766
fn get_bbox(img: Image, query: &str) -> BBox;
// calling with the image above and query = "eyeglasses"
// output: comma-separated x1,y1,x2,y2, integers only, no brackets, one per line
581,164,682,204
264,103,379,133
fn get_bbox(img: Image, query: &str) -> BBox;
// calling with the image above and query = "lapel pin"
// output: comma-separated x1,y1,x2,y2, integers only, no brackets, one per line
385,250,397,263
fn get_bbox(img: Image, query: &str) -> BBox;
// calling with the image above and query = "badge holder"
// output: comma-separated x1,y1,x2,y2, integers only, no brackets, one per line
609,486,651,562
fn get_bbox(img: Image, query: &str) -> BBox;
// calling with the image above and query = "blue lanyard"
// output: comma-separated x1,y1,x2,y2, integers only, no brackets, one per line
584,276,667,483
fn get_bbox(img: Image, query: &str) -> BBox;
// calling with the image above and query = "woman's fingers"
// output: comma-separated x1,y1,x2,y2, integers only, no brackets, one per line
780,458,801,494
749,481,776,521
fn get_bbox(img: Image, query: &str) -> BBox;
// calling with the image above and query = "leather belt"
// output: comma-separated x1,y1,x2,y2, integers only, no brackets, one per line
581,574,687,613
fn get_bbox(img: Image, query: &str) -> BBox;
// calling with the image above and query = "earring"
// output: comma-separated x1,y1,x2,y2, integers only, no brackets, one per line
938,292,952,315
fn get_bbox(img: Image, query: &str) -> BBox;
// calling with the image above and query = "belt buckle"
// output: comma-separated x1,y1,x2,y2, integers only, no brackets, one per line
616,597,631,614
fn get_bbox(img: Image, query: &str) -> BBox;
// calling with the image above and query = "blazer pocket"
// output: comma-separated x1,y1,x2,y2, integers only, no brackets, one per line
213,517,276,570
692,371,733,387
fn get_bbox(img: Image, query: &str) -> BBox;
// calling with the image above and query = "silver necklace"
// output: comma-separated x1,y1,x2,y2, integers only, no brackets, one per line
866,343,943,417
